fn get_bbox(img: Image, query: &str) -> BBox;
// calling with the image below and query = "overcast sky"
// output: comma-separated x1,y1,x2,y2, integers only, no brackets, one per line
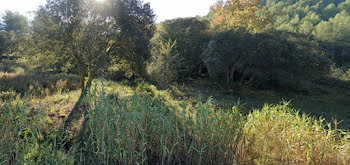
0,0,217,22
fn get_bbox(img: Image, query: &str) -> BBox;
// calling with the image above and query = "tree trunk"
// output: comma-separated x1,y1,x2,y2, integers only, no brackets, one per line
63,69,95,150
226,67,235,84
332,42,335,61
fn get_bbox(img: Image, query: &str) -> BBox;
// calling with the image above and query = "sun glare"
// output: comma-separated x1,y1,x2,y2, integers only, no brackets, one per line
95,0,105,2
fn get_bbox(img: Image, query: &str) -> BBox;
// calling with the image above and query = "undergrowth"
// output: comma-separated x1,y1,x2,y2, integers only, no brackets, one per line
1,84,349,165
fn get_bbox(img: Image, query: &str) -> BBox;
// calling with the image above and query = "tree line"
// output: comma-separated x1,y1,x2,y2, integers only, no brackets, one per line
148,0,349,90
0,0,349,91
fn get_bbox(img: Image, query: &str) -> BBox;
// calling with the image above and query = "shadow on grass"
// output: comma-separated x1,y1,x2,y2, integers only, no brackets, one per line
174,79,350,129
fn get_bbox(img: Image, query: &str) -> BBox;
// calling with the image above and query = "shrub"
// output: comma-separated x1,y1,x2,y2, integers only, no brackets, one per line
147,40,179,88
151,17,210,80
201,30,329,91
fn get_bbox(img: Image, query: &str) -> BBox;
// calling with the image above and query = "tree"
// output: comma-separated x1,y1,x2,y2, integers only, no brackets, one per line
151,17,210,80
2,11,29,33
338,0,350,12
209,0,271,33
0,30,8,57
299,21,314,36
322,3,337,19
201,30,328,91
147,40,179,88
33,0,155,132
0,11,29,57
314,11,350,61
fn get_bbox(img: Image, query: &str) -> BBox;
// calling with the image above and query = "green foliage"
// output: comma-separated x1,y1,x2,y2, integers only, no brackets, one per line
240,102,350,164
136,81,159,97
0,96,75,164
201,30,327,91
0,30,9,56
265,0,350,64
1,87,349,164
0,11,29,57
1,11,28,33
151,18,210,80
330,65,350,82
32,0,155,92
313,11,350,62
106,0,156,78
147,40,179,88
314,11,350,43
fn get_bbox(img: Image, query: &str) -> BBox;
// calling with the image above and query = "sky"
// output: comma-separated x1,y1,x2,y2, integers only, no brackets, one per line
0,0,217,22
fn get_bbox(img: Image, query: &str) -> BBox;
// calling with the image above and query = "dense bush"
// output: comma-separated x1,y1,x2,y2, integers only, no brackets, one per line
147,40,179,88
151,17,210,81
201,30,329,91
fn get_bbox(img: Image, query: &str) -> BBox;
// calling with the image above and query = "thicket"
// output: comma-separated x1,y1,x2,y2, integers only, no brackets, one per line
148,18,210,84
147,40,179,88
201,30,330,91
147,0,350,91
1,0,349,92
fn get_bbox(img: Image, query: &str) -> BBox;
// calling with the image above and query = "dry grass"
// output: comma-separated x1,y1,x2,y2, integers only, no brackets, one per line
0,72,80,97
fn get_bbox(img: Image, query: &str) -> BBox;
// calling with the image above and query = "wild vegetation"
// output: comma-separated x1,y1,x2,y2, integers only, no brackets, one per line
0,0,350,164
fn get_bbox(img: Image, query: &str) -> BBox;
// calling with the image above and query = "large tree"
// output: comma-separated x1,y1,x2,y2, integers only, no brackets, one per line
201,30,329,91
33,0,155,131
0,11,29,57
2,11,29,33
209,0,271,33
151,18,210,80
314,11,350,61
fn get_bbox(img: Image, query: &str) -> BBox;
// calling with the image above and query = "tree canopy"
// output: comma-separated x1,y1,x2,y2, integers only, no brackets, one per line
150,18,210,81
0,11,29,57
30,0,155,133
32,0,155,94
1,11,29,33
209,0,271,33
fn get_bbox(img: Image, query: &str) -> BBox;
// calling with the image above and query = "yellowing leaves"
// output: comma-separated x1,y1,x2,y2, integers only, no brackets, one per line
210,0,271,33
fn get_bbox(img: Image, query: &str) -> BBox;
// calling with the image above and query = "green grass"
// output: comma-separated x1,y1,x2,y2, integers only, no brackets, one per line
240,103,350,164
1,73,350,164
1,84,349,164
166,80,350,129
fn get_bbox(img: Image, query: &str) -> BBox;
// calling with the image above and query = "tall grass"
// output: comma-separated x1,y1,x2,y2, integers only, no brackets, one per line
0,95,75,165
0,72,80,97
238,102,350,165
1,86,349,164
81,88,242,164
